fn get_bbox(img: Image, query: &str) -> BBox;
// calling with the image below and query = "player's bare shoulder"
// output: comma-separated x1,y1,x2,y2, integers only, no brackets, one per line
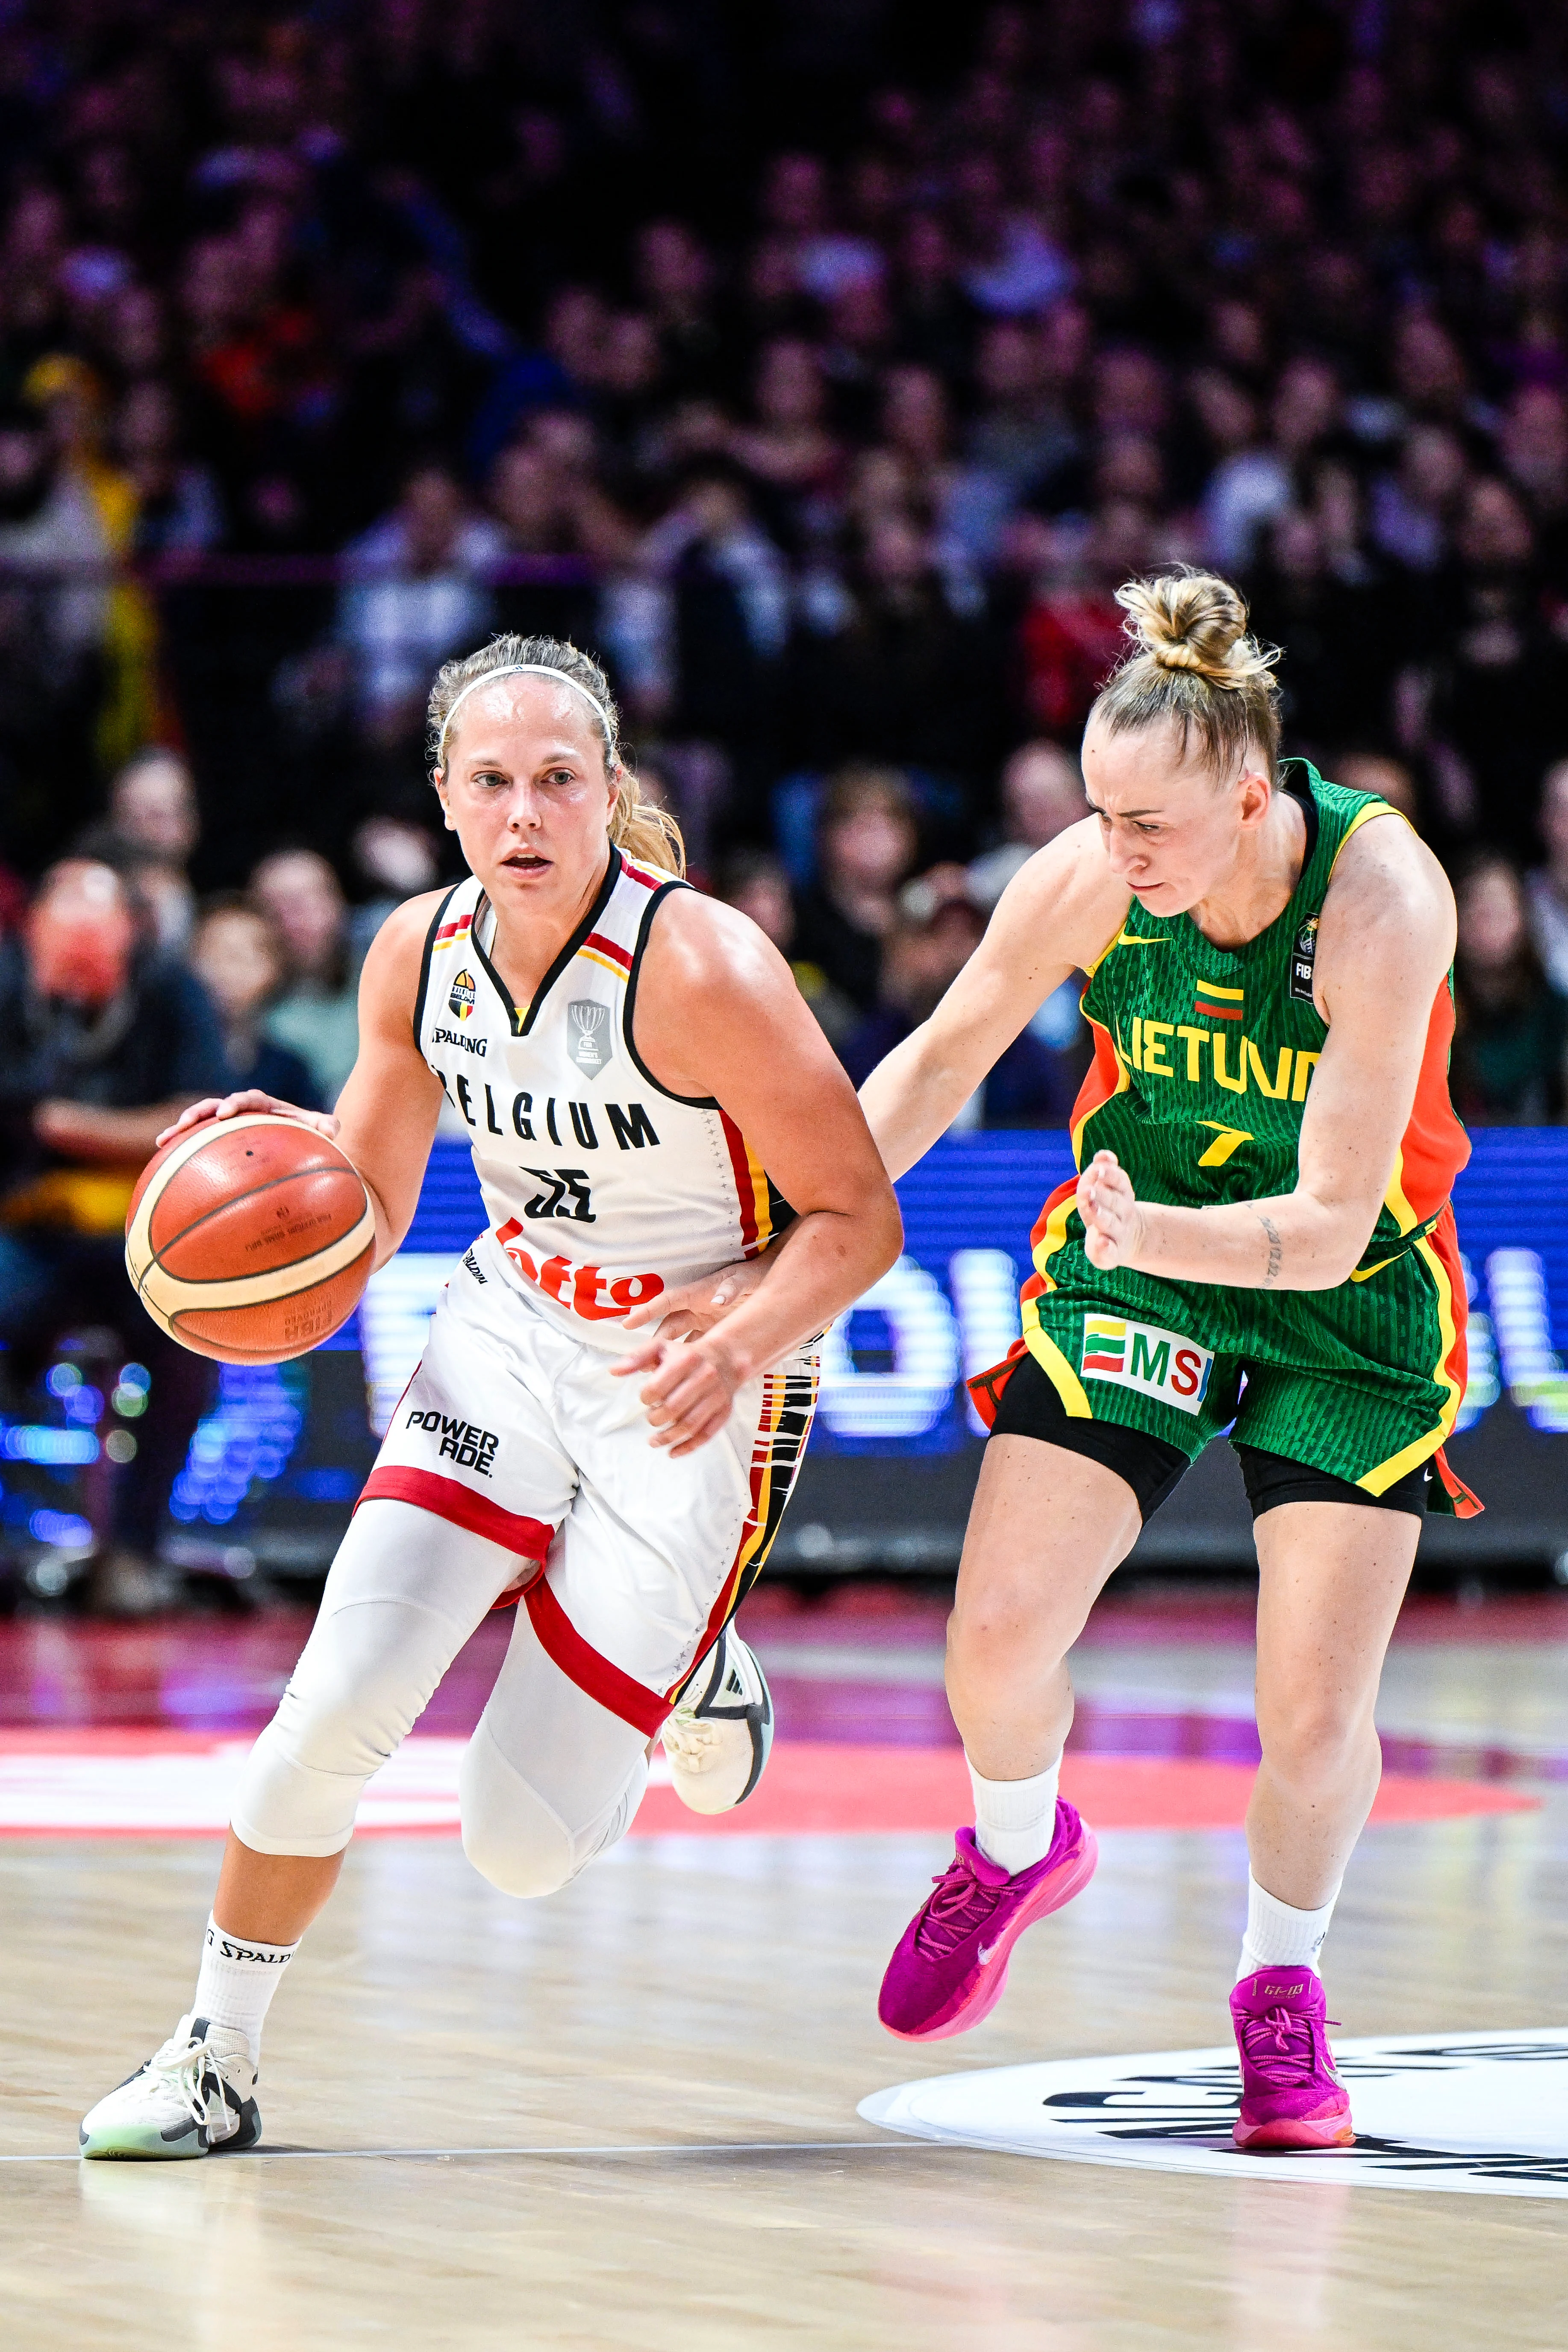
636,879,794,1011
1317,812,1455,1008
987,813,1132,973
360,887,454,1031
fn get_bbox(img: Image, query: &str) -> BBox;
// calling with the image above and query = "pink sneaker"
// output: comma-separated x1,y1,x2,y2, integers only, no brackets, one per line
1230,1967,1354,2150
877,1803,1098,2042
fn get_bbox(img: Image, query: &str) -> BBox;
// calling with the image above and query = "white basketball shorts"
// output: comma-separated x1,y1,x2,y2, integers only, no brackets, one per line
359,1252,819,1734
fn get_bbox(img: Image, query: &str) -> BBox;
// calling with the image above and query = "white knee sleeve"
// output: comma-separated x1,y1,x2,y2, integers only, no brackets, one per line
457,1609,649,1898
230,1500,520,1858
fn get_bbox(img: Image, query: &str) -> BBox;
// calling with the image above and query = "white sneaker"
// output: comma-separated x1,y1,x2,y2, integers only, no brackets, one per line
79,2016,260,2160
662,1626,774,1814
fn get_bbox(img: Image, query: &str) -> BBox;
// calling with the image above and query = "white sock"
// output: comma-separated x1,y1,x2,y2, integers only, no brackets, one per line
191,1916,299,2064
968,1755,1062,1876
1236,1874,1339,1982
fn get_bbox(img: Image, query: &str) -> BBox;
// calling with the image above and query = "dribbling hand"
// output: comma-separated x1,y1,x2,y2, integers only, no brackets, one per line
156,1090,341,1150
1076,1149,1146,1271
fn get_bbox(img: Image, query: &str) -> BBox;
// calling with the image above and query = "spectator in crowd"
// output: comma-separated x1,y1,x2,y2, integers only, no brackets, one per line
1450,856,1568,1125
97,748,201,954
1333,752,1420,824
345,814,441,968
338,460,504,747
716,848,857,1046
248,849,359,1105
792,766,919,1014
788,510,1002,786
0,859,231,1613
1014,503,1155,741
1526,761,1568,996
966,740,1093,1092
837,867,1082,1127
968,741,1087,907
1420,479,1568,862
634,465,790,759
3,7,1568,1123
0,400,107,864
190,899,321,1111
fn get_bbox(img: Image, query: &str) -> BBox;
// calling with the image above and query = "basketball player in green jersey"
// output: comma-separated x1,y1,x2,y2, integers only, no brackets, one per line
658,568,1477,2148
870,570,1480,2148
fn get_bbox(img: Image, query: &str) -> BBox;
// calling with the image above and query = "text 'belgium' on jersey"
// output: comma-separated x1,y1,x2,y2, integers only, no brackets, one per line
415,848,790,1348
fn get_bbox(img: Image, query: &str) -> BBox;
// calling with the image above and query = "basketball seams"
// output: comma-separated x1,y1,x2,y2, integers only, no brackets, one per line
168,1245,374,1343
149,1162,368,1274
136,1203,376,1317
125,1112,288,1286
126,1112,375,1359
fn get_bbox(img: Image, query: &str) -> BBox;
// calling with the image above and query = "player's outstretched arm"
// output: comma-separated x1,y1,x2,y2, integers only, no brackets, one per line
614,890,904,1454
155,895,447,1271
859,820,1129,1178
1078,820,1457,1290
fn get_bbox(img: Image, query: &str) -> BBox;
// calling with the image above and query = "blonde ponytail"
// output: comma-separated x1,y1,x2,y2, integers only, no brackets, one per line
426,632,686,876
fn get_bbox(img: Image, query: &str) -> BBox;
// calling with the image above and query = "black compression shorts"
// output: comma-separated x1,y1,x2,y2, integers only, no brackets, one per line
988,1348,1431,1525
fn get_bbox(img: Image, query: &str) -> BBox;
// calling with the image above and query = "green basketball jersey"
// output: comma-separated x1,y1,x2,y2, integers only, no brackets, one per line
998,763,1477,1507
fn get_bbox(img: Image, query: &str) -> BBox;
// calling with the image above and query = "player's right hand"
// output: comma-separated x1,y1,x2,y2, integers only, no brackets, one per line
1076,1148,1145,1270
156,1091,341,1148
621,1252,768,1341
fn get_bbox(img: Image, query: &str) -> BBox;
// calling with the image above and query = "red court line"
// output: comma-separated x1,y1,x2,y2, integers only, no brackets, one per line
626,1747,1539,1839
0,1735,1536,1838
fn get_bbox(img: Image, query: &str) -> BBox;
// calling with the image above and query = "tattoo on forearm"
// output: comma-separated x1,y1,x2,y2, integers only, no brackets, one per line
1259,1214,1283,1286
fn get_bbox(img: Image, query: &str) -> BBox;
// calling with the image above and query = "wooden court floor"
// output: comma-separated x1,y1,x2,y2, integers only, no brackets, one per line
2,1589,1565,2352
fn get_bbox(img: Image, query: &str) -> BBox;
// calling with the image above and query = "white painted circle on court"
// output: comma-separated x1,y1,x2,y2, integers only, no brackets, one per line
861,2032,1568,2196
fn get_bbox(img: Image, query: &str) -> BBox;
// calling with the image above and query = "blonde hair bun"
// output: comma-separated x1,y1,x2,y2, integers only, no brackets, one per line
1115,570,1275,689
1092,568,1283,777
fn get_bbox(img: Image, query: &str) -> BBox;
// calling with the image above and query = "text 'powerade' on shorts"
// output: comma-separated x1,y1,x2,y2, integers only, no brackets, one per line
358,1253,819,1732
984,1343,1434,1525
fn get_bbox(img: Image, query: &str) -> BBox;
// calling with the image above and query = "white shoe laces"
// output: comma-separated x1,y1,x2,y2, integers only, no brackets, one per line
662,1710,721,1770
147,2031,242,2138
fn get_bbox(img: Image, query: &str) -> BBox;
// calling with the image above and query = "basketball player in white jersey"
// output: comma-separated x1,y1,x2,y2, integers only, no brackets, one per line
80,635,900,2158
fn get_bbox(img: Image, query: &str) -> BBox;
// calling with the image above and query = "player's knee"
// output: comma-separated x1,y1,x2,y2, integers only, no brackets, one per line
271,1653,402,1782
1257,1691,1371,1783
460,1780,575,1899
458,1736,575,1899
948,1587,1055,1683
273,1606,438,1781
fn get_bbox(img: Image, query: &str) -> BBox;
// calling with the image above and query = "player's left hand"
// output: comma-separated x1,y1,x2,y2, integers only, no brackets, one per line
621,1253,767,1341
1077,1149,1147,1270
610,1332,741,1455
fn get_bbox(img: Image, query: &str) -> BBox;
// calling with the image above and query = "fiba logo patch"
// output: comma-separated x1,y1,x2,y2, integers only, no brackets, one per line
449,968,477,1022
1289,914,1319,1004
568,1000,611,1074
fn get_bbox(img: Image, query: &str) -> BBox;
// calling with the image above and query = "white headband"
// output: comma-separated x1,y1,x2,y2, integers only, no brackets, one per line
436,664,614,764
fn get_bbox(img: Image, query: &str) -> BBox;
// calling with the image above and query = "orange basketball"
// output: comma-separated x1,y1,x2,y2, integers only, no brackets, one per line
124,1113,375,1364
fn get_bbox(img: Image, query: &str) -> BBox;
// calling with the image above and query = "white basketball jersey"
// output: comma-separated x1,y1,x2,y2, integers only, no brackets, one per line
415,850,788,1349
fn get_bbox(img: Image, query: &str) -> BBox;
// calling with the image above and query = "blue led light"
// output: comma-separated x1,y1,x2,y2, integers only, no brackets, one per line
169,1363,305,1526
29,1509,92,1549
46,1363,82,1397
2,1426,99,1465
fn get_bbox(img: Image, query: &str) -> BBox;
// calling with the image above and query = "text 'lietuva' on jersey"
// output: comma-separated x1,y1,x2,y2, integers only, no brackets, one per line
415,849,793,1348
1006,764,1476,1507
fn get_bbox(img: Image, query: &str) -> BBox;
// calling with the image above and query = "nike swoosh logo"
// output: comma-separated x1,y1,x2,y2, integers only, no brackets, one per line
1110,930,1170,949
978,1942,1000,1964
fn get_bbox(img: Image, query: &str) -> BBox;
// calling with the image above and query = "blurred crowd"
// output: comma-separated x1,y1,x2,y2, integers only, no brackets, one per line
4,0,1568,1600
0,0,1565,1111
